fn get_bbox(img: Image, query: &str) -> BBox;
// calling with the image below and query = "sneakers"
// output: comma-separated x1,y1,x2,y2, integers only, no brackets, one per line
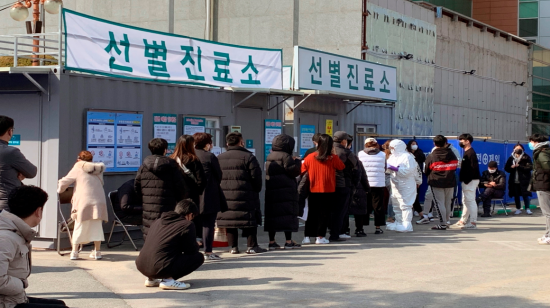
446,221,451,225
427,213,434,219
246,246,267,254
302,237,311,245
339,234,351,239
204,253,222,261
527,209,533,215
145,278,161,287
448,221,466,229
284,241,302,249
514,209,522,215
268,242,282,250
463,223,477,229
538,237,550,245
69,251,79,260
355,230,367,237
159,279,191,290
416,217,430,225
230,247,240,254
315,237,330,244
374,229,384,234
431,225,447,230
89,250,102,260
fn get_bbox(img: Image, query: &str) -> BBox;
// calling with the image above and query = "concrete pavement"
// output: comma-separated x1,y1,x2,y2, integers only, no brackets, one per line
27,210,550,308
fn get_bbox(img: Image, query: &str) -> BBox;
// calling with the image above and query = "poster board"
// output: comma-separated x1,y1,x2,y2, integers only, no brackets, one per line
265,119,282,160
153,113,177,156
300,125,315,157
86,111,143,172
183,117,206,135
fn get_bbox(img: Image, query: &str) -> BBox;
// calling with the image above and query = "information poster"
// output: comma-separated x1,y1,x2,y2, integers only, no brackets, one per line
326,119,333,136
183,117,206,136
300,125,315,157
153,113,177,155
86,111,143,172
264,119,282,160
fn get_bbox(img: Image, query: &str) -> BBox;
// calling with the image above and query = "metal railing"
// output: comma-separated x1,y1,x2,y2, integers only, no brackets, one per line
0,32,63,67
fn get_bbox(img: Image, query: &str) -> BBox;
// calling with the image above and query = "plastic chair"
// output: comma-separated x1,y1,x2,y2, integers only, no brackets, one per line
106,190,140,251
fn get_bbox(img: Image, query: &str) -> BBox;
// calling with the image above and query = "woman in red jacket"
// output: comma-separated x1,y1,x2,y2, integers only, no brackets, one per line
301,134,345,244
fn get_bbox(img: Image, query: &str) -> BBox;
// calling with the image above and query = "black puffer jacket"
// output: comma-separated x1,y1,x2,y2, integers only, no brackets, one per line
196,149,228,214
264,135,302,232
135,155,188,237
297,172,309,217
334,143,359,188
532,144,550,192
350,162,371,215
216,146,263,228
504,154,533,197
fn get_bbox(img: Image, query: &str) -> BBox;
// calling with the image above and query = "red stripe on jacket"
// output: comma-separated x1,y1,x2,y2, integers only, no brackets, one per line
430,160,458,171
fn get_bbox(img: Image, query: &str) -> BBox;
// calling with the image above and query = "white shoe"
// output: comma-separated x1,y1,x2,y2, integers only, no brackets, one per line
70,251,79,260
414,211,419,217
427,213,434,218
159,279,191,290
339,234,351,239
446,221,451,225
89,250,102,260
416,217,430,225
527,209,533,215
514,209,522,215
315,237,330,244
463,223,477,230
145,278,161,287
302,237,311,245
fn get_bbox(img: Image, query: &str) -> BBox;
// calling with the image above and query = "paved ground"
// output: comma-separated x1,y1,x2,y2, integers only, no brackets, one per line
28,210,550,308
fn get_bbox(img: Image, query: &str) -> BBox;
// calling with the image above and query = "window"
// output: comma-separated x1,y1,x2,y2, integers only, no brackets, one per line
520,2,539,18
533,93,550,111
520,19,538,37
203,116,222,148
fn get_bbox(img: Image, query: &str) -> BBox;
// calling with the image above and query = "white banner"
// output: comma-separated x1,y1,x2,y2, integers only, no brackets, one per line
63,9,283,89
293,46,397,101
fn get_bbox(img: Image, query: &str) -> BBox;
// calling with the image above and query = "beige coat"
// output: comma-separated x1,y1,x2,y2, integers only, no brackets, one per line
0,211,36,308
57,161,108,223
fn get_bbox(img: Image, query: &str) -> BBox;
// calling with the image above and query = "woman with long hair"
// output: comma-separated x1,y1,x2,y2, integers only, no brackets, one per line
171,135,206,245
301,134,345,244
504,143,533,215
57,151,108,260
193,133,228,260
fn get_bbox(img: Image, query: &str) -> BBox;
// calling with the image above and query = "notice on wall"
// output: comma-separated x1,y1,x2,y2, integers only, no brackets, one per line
326,119,333,136
8,134,20,146
300,125,315,157
86,111,143,172
153,113,177,155
230,126,242,133
265,119,282,160
211,146,222,156
183,117,206,136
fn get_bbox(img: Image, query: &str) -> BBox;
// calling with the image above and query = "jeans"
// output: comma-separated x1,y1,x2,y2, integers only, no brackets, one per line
226,227,258,248
156,252,205,280
511,182,530,210
15,297,68,308
460,180,480,223
536,191,550,237
479,188,505,212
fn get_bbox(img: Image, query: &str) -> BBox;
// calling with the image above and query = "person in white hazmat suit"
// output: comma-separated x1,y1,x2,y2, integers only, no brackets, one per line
386,140,422,232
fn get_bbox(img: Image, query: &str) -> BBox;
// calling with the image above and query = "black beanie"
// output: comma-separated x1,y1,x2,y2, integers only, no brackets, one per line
488,161,498,168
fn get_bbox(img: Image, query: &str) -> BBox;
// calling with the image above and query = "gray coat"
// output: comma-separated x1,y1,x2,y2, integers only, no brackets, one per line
0,141,37,211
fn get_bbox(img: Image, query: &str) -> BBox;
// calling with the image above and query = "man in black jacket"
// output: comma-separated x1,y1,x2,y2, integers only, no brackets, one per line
135,138,188,238
217,132,266,254
135,199,204,290
115,179,143,226
477,161,506,217
529,134,550,244
450,133,481,230
421,135,458,230
332,131,359,241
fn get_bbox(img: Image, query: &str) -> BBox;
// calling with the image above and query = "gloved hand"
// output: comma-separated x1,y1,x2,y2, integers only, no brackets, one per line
388,165,399,172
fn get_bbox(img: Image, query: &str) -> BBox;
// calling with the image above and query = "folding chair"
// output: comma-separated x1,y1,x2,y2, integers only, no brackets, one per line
57,188,75,256
106,190,140,251
491,199,509,216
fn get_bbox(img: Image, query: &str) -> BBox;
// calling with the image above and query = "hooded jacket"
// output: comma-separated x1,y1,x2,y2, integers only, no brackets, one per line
0,140,37,211
387,140,422,206
135,211,198,279
358,147,386,187
216,146,263,228
135,155,188,237
57,161,108,223
264,135,302,232
424,147,459,188
532,144,550,192
195,149,228,215
0,211,36,308
504,153,532,197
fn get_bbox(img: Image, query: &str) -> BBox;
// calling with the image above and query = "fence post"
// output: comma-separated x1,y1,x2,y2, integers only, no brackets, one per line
14,37,18,67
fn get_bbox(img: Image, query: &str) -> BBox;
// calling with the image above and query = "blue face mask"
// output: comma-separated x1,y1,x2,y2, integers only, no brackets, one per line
529,142,535,151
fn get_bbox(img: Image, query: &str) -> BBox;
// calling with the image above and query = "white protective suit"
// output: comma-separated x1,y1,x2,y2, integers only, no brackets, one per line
386,140,422,232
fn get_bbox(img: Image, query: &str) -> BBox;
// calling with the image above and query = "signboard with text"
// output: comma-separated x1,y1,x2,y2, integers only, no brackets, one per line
153,113,177,155
300,125,315,157
183,117,206,136
64,9,283,89
293,46,397,101
265,119,282,160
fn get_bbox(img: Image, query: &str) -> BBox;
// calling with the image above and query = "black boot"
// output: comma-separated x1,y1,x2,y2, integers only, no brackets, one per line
481,210,492,217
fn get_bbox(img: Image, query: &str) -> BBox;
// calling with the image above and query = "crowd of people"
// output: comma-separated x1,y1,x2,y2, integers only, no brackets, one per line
2,113,550,304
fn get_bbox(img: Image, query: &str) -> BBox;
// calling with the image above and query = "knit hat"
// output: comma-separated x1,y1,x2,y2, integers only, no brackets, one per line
488,161,498,168
364,137,377,145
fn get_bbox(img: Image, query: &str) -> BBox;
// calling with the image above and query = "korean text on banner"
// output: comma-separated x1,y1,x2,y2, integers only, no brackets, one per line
265,119,282,160
294,46,397,101
63,9,283,89
153,113,177,155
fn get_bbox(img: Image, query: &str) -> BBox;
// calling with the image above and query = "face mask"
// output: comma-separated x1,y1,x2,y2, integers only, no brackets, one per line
529,142,535,151
488,169,496,174
459,142,465,148
411,145,418,151
390,148,395,154
514,149,523,155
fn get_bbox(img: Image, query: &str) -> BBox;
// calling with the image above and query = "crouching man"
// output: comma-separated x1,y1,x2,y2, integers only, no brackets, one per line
0,185,68,308
136,199,204,290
